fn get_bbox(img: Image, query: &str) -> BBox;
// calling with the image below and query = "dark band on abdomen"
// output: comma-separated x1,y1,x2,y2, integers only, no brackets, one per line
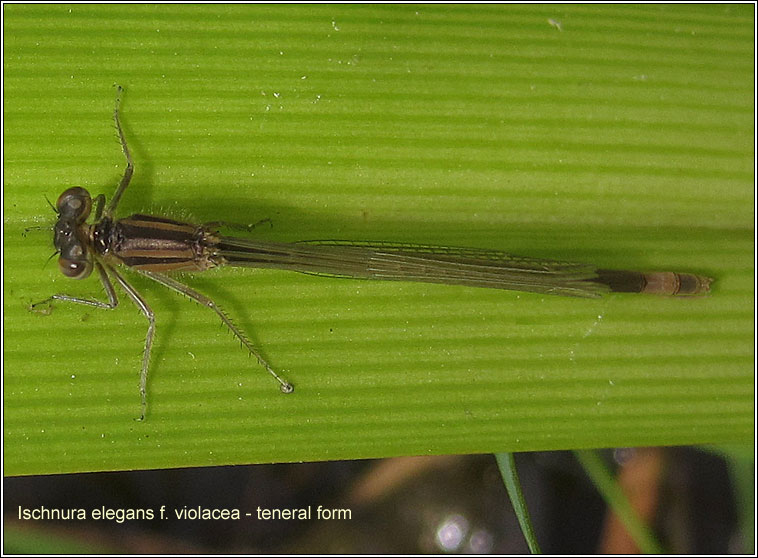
595,269,712,296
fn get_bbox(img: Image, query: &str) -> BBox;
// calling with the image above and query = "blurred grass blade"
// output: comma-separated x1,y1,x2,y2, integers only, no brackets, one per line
727,454,755,554
707,444,755,553
574,449,664,553
495,453,542,553
2,525,113,554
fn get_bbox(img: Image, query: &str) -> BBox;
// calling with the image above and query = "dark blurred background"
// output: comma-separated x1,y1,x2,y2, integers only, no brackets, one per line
3,446,750,554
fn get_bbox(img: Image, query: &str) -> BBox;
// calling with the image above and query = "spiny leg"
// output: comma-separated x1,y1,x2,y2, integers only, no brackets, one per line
106,264,156,421
136,269,294,394
104,84,134,217
31,261,156,421
30,261,119,311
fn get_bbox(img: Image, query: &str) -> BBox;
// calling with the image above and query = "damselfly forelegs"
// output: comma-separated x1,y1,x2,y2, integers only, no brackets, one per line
31,86,294,421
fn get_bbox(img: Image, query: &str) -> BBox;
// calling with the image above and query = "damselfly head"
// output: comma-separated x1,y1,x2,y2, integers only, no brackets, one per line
53,188,94,280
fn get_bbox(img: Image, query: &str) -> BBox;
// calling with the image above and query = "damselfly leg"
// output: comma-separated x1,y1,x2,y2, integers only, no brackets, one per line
32,85,292,420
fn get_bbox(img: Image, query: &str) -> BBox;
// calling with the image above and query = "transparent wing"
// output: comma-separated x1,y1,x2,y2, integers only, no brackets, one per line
215,237,608,298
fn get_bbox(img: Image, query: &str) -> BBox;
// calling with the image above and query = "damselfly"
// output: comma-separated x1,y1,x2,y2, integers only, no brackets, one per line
34,87,713,420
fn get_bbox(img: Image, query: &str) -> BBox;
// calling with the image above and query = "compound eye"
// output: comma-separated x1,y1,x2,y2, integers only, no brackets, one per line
56,187,92,223
58,256,93,279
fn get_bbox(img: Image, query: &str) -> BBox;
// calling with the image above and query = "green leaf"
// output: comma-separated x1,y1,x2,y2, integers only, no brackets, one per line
4,4,753,475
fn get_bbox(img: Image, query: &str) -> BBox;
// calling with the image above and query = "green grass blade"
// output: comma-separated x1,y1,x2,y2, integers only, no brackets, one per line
3,4,753,475
495,453,542,553
574,449,664,553
2,525,112,554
